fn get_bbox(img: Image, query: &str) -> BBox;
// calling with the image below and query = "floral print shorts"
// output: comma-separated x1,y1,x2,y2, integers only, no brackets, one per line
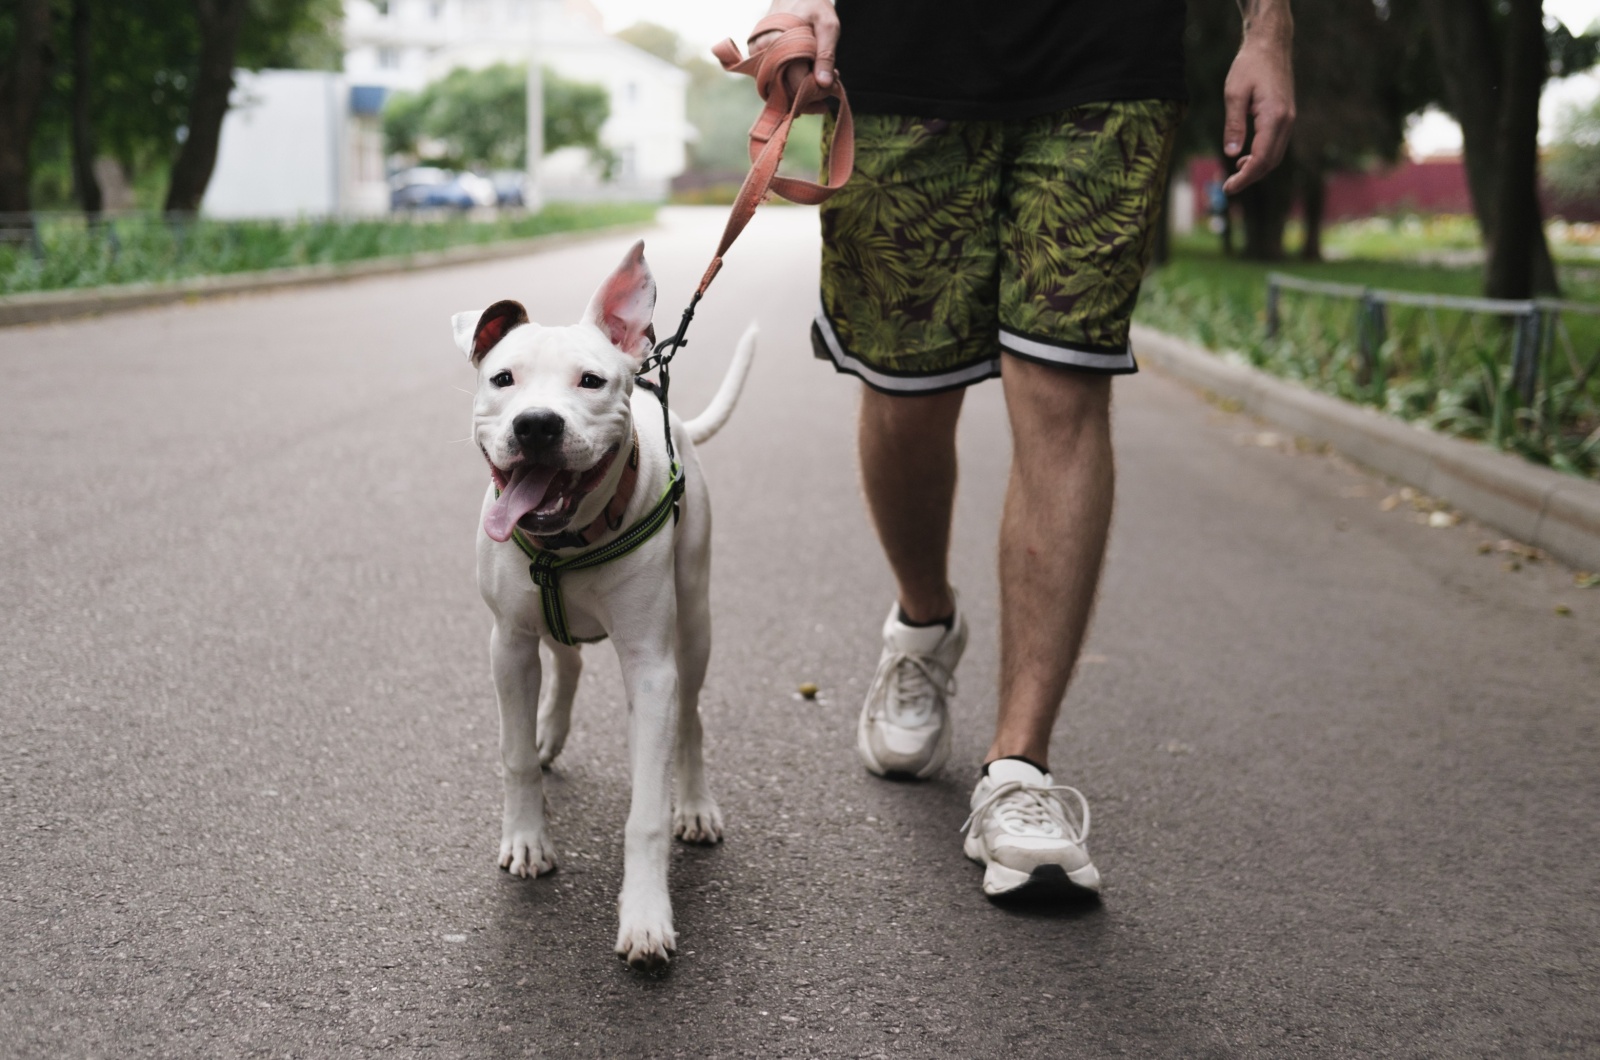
813,99,1183,393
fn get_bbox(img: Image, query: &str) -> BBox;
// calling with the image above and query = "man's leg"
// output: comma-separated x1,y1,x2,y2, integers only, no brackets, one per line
957,355,1111,897
854,383,972,779
857,385,965,622
988,356,1113,771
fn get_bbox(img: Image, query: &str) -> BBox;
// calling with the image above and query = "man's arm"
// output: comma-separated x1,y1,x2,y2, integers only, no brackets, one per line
749,0,840,88
1221,0,1296,193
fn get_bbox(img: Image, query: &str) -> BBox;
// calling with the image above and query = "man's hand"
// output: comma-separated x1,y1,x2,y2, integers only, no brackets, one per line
749,0,840,90
1221,1,1295,194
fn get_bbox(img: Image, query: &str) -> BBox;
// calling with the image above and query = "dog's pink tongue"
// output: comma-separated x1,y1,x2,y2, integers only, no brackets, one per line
485,465,558,542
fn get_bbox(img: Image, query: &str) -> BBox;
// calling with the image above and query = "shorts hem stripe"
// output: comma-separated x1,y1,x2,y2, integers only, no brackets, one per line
814,308,1000,393
999,329,1138,372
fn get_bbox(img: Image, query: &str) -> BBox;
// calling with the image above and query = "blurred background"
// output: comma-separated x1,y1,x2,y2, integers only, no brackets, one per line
2,0,1599,473
2,0,1597,265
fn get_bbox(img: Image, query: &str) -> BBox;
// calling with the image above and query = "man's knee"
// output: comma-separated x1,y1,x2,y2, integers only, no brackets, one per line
1002,356,1112,439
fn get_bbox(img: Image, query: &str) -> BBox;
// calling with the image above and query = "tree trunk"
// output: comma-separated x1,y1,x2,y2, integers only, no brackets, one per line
1485,0,1554,299
1150,166,1173,269
70,0,103,218
1237,159,1296,262
1419,0,1559,297
164,0,249,215
1300,167,1325,263
1419,0,1501,245
0,0,55,228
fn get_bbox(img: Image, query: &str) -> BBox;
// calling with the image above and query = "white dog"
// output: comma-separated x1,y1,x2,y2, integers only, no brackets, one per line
452,241,755,970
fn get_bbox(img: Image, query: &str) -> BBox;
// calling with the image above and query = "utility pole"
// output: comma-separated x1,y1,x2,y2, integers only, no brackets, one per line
524,0,546,211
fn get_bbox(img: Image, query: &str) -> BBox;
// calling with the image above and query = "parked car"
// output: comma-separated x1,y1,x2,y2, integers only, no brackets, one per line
490,171,529,208
389,167,476,210
454,171,499,208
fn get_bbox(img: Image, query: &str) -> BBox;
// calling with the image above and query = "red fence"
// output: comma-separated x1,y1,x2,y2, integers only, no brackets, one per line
1186,156,1600,223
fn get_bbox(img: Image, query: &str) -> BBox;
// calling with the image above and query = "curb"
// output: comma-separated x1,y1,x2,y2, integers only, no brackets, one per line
1131,324,1600,572
0,221,655,328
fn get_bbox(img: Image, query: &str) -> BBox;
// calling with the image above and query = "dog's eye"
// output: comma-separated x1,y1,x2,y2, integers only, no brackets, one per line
490,371,514,388
579,372,606,390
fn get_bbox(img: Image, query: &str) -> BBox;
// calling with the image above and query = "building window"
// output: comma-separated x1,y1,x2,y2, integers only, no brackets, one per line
626,82,638,105
378,46,400,69
374,0,390,14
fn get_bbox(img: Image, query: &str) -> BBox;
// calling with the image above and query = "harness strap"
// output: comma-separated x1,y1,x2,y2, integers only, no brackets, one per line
511,464,685,646
701,13,855,297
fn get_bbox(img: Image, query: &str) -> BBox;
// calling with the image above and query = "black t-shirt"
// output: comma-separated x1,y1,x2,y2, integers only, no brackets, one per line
834,0,1188,119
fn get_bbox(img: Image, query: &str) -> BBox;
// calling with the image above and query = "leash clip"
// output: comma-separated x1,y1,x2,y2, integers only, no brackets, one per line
638,293,700,378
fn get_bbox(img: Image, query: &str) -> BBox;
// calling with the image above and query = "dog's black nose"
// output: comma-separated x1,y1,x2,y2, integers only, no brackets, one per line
513,409,565,450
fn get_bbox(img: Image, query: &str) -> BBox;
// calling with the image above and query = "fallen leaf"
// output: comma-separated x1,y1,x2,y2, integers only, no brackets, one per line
1575,572,1598,589
797,682,818,699
1254,431,1282,448
1495,539,1546,561
1399,487,1418,502
1478,541,1494,554
1503,560,1522,573
1428,511,1460,528
1554,604,1572,616
1380,495,1401,512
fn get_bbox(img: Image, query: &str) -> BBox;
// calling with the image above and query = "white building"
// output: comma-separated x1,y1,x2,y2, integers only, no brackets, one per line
203,70,390,218
342,0,692,198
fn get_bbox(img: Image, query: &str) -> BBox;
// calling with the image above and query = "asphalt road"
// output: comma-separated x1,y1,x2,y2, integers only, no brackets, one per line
3,207,1598,1059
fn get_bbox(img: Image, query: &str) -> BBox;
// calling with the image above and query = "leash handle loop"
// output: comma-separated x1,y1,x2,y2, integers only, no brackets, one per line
702,13,855,298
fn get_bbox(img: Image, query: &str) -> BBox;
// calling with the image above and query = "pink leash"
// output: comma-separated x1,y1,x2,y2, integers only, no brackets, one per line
694,12,857,297
638,14,855,469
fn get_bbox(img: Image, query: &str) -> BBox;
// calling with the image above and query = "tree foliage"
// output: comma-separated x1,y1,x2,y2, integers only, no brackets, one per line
615,21,822,179
382,64,609,171
25,0,342,211
1546,93,1600,200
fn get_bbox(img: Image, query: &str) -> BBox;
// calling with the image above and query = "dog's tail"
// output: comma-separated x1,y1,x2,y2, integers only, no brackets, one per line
684,322,758,446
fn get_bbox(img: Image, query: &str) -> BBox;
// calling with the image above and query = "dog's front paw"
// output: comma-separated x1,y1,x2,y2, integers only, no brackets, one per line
673,800,724,845
615,914,676,972
497,829,558,879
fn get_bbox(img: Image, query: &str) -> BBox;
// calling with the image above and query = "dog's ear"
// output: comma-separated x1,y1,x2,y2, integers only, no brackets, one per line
456,300,529,366
583,240,656,361
451,311,480,358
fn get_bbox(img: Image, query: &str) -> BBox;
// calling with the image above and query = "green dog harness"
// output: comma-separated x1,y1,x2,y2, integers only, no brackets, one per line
509,463,684,646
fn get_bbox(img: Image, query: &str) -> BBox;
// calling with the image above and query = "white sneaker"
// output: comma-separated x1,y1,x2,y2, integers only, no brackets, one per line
962,758,1101,898
855,600,967,779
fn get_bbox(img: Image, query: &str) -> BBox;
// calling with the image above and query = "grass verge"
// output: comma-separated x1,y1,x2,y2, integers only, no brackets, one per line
1137,234,1600,479
0,203,657,297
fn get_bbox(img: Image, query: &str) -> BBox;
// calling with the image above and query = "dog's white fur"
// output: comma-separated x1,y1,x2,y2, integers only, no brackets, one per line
452,241,755,969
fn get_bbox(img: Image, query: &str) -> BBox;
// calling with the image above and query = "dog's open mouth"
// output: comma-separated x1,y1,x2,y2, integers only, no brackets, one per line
484,446,619,542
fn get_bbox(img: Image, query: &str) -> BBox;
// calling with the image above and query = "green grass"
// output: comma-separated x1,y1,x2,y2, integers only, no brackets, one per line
1323,213,1600,264
0,202,657,297
1137,230,1600,479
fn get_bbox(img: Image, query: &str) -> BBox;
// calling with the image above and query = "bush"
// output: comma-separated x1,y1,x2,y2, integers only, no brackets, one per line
0,203,656,296
383,65,609,172
1137,237,1600,479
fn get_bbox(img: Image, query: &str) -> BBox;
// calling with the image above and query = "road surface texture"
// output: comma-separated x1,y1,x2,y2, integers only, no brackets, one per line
3,208,1597,1059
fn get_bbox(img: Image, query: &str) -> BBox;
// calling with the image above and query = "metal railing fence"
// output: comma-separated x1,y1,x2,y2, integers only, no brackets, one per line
1264,272,1600,456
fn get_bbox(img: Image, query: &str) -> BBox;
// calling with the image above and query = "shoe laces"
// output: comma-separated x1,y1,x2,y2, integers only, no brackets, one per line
866,649,956,727
960,781,1091,844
